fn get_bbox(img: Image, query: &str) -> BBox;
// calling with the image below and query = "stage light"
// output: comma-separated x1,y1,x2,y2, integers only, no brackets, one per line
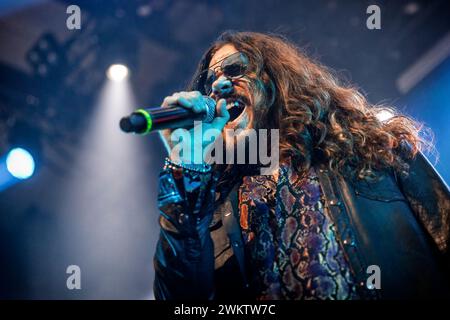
26,33,62,78
6,148,35,180
107,64,129,81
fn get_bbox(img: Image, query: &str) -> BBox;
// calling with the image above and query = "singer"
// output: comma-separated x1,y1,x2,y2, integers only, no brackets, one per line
152,31,450,300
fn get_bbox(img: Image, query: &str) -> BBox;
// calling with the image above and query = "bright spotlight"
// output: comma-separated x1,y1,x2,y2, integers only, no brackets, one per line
107,64,129,81
6,148,35,180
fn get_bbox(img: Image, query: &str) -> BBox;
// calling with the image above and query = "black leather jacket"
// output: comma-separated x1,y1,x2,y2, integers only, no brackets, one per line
153,150,450,300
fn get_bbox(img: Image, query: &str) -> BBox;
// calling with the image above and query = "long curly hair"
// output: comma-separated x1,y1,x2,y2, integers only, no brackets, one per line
189,31,432,180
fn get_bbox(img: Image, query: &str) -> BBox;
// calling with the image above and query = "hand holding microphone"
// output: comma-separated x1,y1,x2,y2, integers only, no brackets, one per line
120,91,230,164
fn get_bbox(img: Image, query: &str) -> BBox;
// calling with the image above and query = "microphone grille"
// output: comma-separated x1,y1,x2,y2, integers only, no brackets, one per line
203,96,216,123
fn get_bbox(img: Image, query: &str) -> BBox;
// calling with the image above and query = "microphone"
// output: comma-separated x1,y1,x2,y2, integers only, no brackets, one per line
119,96,216,134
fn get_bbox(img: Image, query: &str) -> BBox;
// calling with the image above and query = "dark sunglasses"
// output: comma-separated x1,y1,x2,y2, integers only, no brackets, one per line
198,52,249,95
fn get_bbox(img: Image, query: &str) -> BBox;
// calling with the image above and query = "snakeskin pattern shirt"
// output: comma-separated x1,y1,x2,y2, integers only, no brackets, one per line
239,164,359,300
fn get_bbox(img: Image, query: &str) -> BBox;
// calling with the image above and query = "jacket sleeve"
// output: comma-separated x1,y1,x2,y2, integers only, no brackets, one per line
153,160,219,300
397,148,450,258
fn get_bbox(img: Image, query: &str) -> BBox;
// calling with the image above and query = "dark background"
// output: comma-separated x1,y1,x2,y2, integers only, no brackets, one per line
0,0,449,299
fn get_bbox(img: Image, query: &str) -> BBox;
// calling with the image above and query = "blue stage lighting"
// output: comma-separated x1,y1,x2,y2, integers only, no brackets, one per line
6,148,35,180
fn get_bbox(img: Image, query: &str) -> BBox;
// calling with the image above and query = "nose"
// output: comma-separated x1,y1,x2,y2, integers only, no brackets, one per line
211,75,234,97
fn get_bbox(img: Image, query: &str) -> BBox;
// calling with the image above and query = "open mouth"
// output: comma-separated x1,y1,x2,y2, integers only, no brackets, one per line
226,99,246,122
